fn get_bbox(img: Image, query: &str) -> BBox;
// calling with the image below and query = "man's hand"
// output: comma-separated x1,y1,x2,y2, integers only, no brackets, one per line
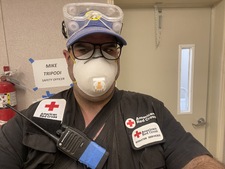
183,155,225,169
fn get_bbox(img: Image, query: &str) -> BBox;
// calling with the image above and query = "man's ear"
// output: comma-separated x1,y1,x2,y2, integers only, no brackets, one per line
63,49,70,63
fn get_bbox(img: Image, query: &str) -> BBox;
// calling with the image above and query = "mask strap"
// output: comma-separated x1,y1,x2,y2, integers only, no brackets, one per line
62,21,68,38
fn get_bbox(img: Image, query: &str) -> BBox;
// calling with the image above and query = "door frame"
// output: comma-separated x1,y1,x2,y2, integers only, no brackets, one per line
216,34,225,162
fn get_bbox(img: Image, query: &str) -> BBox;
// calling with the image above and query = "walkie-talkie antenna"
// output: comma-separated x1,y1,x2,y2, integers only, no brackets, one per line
5,104,58,142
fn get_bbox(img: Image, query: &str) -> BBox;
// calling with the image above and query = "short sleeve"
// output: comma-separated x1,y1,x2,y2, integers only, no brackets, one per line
157,104,211,169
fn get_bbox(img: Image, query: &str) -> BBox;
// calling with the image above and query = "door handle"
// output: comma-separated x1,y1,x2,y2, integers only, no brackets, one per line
192,118,206,128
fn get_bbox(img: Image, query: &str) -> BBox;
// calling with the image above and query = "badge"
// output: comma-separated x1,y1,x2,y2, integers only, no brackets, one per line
131,122,164,149
33,99,66,121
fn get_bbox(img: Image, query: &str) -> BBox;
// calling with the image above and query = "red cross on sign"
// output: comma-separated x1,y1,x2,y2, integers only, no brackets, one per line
45,101,59,111
134,130,142,138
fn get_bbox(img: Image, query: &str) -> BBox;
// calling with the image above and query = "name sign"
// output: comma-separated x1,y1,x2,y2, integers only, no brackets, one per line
32,58,71,88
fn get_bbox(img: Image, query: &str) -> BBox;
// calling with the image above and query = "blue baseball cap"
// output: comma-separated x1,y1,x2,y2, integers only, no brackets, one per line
66,20,127,47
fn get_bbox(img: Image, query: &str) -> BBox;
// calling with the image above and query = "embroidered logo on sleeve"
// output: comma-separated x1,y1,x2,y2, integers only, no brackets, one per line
125,113,157,130
132,122,164,149
33,99,66,121
125,118,136,129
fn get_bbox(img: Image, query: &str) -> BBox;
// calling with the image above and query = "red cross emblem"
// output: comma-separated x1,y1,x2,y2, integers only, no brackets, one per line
125,118,136,129
45,101,59,111
127,119,134,127
134,130,142,138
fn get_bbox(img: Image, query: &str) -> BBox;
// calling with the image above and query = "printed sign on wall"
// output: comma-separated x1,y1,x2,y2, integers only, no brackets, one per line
30,58,71,89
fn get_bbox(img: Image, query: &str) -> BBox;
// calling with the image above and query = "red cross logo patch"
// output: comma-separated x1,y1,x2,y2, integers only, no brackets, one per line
125,118,136,129
131,122,164,149
33,99,66,121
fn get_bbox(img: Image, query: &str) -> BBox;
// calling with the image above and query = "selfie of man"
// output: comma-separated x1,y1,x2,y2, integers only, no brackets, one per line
0,0,225,169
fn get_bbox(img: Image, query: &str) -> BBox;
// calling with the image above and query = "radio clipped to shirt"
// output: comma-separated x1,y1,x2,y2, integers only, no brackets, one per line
5,103,109,169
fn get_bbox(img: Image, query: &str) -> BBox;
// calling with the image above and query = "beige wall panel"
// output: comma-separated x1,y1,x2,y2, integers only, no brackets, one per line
0,0,8,70
1,0,75,110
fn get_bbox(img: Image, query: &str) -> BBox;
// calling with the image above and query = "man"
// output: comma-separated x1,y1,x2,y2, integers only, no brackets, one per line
0,2,224,169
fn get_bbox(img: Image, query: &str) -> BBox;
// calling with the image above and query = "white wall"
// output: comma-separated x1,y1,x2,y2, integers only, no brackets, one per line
0,0,74,110
0,1,7,67
206,0,225,161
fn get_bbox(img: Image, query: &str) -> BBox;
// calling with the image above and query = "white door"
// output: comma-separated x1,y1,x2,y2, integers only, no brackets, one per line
118,8,211,145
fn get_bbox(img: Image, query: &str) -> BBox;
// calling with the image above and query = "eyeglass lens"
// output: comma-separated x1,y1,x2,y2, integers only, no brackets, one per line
72,42,122,60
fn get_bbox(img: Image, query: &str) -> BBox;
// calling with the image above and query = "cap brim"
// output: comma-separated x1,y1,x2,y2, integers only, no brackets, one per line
66,26,127,47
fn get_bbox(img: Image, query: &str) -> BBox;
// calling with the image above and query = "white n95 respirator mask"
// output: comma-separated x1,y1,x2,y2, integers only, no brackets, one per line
73,50,118,97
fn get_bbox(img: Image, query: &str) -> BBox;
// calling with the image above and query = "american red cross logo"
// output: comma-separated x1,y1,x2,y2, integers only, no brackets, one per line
127,119,135,127
134,130,142,138
45,101,59,111
125,118,136,129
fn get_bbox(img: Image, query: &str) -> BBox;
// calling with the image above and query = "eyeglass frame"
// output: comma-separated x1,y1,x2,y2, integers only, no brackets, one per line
68,41,123,61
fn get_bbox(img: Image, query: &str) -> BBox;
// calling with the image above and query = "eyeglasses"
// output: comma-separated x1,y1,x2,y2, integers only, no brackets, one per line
69,42,123,60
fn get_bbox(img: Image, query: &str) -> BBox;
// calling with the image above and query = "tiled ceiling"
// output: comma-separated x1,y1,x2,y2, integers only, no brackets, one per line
114,0,222,8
